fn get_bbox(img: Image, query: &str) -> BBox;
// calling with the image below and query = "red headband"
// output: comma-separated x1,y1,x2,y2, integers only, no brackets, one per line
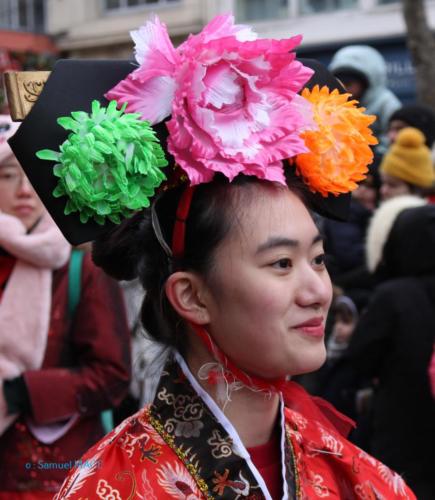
171,185,196,259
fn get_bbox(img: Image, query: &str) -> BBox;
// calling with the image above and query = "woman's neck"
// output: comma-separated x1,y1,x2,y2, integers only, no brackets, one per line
185,342,280,448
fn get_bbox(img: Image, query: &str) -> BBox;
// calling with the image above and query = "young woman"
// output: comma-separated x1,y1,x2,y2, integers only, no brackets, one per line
0,116,131,499
8,14,415,499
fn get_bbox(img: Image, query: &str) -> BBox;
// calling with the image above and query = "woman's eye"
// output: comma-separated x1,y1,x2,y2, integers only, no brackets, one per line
272,258,292,269
0,172,17,181
312,254,326,268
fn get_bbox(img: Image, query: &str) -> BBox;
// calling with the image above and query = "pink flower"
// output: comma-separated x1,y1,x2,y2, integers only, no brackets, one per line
106,14,314,185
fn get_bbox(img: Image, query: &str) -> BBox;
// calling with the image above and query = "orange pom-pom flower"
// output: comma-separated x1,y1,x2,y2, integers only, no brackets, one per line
295,85,378,197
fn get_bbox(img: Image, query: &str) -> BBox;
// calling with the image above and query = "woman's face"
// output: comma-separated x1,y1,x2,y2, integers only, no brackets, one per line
380,172,412,201
332,318,355,344
343,80,365,100
201,186,332,379
0,155,45,229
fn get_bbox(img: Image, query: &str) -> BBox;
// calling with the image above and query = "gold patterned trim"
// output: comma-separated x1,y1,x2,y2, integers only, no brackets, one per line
147,408,214,500
3,70,50,121
286,424,301,499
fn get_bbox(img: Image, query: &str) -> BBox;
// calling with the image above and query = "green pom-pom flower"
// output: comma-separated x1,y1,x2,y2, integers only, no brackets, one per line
36,100,168,225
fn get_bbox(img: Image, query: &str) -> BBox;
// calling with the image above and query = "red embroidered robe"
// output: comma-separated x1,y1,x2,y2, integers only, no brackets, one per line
55,354,416,499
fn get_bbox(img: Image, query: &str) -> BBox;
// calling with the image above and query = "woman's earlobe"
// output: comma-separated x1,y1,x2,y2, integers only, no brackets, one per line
165,272,210,325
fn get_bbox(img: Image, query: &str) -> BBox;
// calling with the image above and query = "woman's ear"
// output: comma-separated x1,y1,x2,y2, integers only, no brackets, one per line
165,272,211,325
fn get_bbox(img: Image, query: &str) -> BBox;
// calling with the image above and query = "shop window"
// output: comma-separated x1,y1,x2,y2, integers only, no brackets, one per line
235,0,289,22
105,0,180,10
0,0,45,32
299,0,358,15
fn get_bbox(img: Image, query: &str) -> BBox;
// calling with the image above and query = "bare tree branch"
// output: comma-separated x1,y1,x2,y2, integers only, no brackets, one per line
402,0,435,111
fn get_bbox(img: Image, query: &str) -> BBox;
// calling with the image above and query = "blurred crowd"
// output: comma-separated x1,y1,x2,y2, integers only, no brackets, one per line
0,42,434,499
312,44,435,499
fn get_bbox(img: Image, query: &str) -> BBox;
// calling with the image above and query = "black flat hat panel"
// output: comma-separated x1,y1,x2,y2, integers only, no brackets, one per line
9,60,134,244
8,58,351,245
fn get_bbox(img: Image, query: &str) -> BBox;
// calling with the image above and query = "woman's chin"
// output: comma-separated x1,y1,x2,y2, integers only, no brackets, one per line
245,348,327,381
287,347,327,377
14,211,41,231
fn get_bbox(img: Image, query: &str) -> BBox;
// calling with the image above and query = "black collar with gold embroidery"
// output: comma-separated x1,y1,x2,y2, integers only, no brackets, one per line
148,356,297,499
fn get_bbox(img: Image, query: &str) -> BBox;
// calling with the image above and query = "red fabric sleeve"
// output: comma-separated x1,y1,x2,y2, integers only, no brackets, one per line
24,254,131,424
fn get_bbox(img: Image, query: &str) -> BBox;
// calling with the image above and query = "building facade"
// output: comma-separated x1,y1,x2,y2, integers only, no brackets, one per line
46,0,205,58
214,0,435,103
0,0,57,111
42,0,435,102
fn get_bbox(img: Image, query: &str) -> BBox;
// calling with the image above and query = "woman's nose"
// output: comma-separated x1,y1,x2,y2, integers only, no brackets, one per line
295,264,332,309
16,174,33,196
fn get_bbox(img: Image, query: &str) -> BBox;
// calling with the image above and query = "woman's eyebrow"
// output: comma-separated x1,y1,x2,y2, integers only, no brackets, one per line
256,234,323,254
256,237,298,254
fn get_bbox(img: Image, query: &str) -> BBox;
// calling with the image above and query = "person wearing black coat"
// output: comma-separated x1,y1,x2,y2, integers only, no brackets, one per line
345,196,435,499
322,157,382,311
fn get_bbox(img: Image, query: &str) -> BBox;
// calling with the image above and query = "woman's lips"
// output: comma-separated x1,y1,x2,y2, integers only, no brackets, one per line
14,205,34,216
293,317,325,338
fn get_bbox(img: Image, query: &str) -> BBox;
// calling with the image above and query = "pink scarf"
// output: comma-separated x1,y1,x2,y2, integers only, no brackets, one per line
0,212,70,435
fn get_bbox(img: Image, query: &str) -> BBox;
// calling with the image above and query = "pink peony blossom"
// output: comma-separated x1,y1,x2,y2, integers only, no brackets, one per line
106,14,314,185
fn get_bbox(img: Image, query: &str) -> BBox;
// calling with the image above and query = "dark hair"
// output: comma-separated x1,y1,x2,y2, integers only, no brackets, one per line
92,173,308,350
389,104,435,148
333,68,369,93
405,182,427,198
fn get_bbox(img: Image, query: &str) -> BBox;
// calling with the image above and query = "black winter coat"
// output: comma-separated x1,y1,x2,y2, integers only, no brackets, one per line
346,205,435,499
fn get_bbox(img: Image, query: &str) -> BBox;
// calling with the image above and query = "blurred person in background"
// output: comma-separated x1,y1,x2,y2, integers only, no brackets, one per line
387,104,435,203
317,295,361,424
387,104,435,149
325,295,358,365
320,131,433,456
324,125,435,309
323,159,381,284
345,196,435,499
320,159,382,317
329,44,401,152
0,115,131,499
379,127,435,201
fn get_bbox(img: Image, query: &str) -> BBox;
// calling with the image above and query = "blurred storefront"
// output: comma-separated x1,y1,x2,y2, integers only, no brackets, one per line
0,0,58,112
221,0,435,103
6,0,433,105
45,0,203,58
297,36,416,104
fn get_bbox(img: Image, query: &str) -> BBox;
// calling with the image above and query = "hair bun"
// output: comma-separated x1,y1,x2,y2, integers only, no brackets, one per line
92,211,145,281
396,127,425,148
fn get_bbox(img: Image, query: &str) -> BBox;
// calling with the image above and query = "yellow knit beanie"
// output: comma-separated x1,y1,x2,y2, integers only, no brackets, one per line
380,127,435,187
